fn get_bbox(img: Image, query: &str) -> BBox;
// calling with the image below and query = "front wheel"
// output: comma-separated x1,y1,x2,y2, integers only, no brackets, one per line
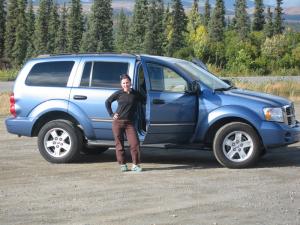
38,120,83,163
213,122,262,168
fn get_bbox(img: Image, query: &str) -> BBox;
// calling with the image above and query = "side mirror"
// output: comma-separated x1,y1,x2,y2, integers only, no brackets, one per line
186,80,200,94
222,79,233,86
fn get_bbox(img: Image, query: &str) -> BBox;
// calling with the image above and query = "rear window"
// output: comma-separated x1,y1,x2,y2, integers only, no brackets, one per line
25,61,74,87
80,61,129,88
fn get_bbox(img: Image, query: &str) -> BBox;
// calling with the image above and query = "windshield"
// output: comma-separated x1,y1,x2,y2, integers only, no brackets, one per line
174,60,230,90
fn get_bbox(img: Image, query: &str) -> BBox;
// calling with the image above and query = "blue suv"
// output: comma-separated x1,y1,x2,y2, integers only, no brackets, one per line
5,54,300,168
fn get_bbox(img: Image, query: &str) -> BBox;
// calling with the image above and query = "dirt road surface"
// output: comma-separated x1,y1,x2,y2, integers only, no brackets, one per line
1,104,300,225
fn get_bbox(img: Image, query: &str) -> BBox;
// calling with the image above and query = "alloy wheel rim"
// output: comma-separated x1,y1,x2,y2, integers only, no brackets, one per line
222,131,254,162
43,128,72,158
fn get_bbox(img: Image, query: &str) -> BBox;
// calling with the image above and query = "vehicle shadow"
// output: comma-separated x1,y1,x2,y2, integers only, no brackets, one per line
78,145,300,170
257,146,300,168
79,147,221,170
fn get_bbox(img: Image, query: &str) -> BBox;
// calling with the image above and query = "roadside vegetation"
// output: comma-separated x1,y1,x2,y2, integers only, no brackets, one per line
0,69,19,81
0,92,10,116
233,80,300,101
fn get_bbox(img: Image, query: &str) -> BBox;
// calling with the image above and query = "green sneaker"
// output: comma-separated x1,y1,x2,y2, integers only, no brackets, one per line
131,164,142,172
120,164,128,172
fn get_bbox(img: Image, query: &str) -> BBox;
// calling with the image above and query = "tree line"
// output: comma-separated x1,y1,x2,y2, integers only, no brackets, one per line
0,0,300,75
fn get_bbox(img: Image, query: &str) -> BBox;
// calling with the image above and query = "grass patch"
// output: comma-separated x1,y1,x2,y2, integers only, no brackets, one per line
0,69,19,81
0,92,10,116
233,80,300,101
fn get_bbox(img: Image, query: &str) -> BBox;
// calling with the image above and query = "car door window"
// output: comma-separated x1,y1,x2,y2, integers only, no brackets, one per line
80,61,129,88
146,63,187,92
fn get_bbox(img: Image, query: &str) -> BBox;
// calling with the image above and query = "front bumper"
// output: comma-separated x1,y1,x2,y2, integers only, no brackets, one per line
260,120,300,148
5,116,34,137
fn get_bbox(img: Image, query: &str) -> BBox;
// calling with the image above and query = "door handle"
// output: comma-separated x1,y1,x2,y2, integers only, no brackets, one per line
73,95,87,100
152,99,165,104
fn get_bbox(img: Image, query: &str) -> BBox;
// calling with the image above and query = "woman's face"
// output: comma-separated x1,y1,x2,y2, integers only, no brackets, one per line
121,78,131,91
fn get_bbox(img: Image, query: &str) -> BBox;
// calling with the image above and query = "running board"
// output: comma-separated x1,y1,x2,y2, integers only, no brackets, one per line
164,143,211,150
87,140,210,150
87,140,116,147
86,140,165,148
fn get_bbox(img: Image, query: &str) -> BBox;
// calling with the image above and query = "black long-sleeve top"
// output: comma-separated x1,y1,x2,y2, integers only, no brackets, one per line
105,89,145,121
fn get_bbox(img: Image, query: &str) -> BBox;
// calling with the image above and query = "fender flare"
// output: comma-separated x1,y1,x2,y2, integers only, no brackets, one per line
29,100,95,139
194,105,263,142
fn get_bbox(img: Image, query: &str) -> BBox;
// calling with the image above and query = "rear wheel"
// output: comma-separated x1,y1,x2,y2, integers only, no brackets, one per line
38,120,83,163
213,122,262,168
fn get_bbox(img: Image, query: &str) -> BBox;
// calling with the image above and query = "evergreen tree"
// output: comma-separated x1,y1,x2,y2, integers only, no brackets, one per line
55,4,68,53
12,0,27,66
26,0,35,59
264,7,273,38
115,9,130,52
208,0,225,42
203,0,211,27
274,0,284,34
188,0,201,32
234,0,250,40
187,1,209,61
252,0,264,31
187,0,201,47
98,0,114,51
226,16,231,29
67,0,84,53
81,15,96,52
157,0,166,54
48,1,60,53
166,0,187,56
4,0,18,60
34,0,52,54
81,0,113,52
0,0,5,58
163,3,172,54
129,0,149,53
144,0,164,55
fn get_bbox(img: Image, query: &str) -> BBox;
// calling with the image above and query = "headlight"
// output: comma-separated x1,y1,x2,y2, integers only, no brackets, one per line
263,107,284,122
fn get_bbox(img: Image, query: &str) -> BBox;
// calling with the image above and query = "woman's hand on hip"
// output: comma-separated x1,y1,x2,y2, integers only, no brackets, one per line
113,113,119,120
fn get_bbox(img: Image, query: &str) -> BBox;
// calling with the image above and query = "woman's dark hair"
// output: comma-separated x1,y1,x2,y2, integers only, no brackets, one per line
120,74,131,82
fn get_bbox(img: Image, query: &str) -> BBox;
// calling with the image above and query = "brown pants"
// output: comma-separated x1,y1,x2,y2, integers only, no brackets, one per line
112,120,141,165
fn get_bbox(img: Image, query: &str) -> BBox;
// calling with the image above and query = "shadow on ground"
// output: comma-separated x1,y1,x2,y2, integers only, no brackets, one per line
77,145,300,170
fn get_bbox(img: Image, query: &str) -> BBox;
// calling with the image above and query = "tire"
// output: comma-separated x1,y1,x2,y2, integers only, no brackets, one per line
81,146,109,155
213,122,262,169
37,120,83,163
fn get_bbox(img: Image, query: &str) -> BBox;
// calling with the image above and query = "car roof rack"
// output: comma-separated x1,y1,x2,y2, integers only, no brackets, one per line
37,52,138,58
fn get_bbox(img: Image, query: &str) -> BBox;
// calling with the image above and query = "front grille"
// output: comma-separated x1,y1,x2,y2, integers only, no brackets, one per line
283,104,296,126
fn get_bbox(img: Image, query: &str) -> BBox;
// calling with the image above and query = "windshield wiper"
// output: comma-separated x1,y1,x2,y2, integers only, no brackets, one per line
214,86,236,92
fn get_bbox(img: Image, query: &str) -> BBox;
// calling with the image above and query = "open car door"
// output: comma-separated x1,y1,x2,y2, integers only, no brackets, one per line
141,58,198,144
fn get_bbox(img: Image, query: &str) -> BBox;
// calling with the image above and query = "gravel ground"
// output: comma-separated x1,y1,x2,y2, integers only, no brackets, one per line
1,104,300,225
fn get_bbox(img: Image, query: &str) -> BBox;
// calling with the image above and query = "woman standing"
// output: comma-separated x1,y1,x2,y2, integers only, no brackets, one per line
105,74,145,172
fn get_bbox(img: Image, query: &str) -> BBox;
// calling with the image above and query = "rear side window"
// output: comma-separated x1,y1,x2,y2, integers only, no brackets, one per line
80,61,129,88
25,61,74,87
